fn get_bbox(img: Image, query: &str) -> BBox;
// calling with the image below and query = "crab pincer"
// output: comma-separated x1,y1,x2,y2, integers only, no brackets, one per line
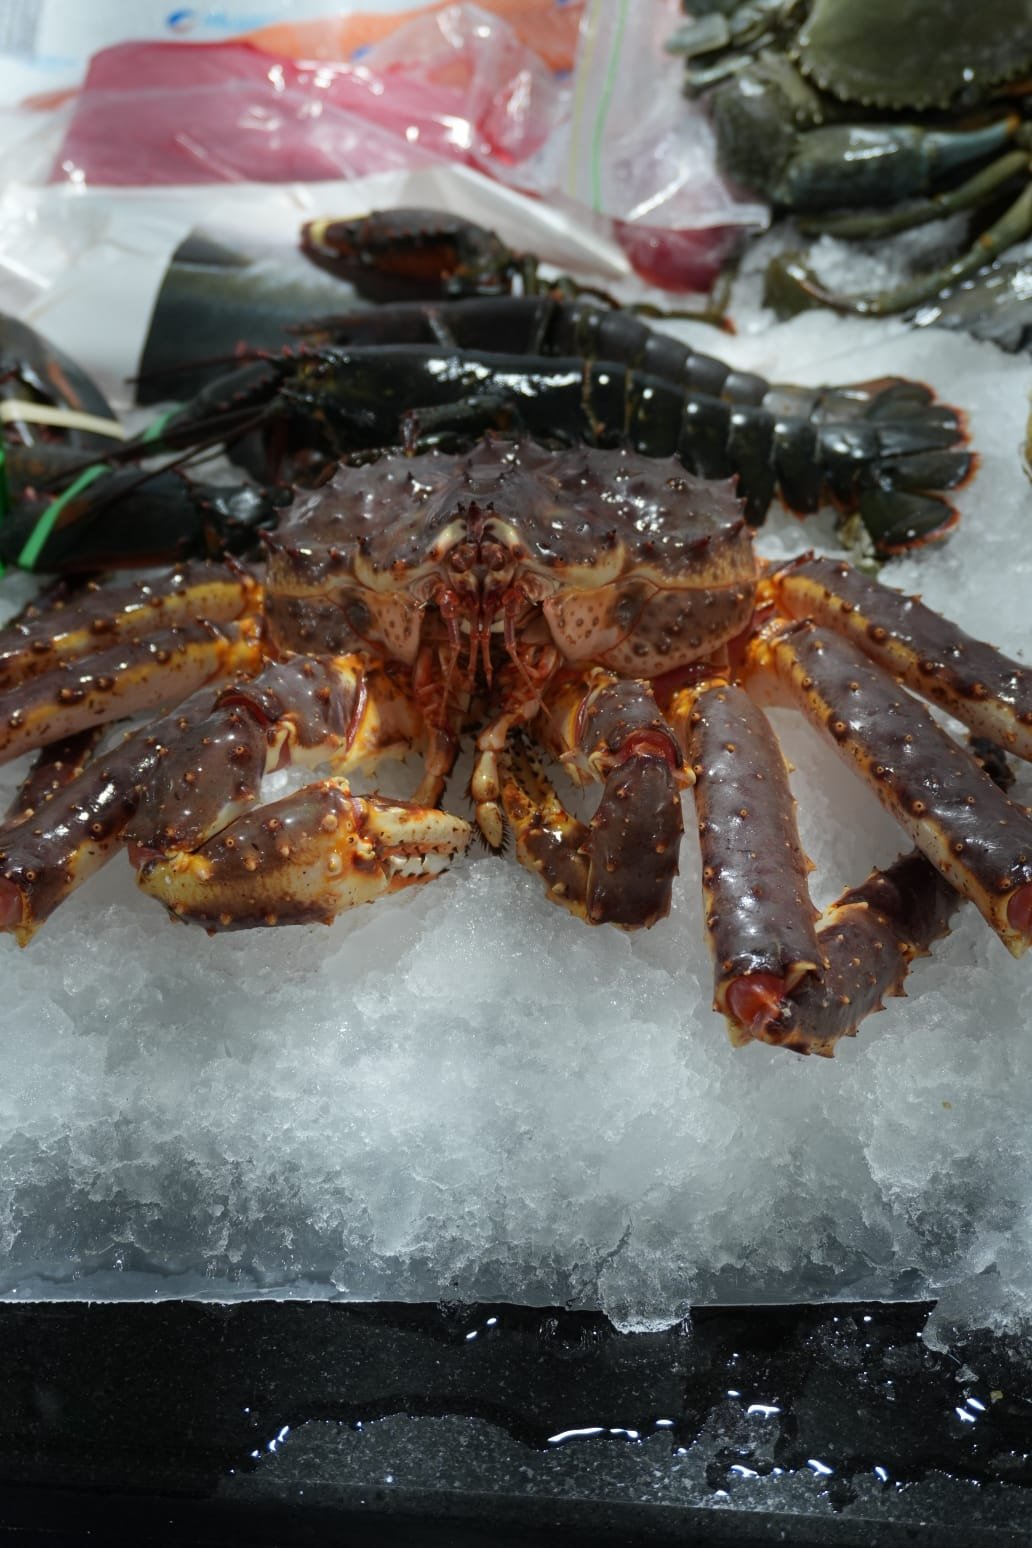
136,779,471,931
570,677,689,929
120,652,469,931
0,646,431,944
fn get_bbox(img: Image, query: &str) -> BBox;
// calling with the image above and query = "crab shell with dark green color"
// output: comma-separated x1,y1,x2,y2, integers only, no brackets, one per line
694,0,1032,318
794,0,1032,110
709,0,1032,190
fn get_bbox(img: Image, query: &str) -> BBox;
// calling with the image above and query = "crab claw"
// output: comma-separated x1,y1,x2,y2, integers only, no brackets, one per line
136,778,471,931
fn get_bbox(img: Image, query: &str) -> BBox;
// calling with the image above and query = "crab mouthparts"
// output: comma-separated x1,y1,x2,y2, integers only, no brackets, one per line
449,595,509,684
436,574,531,688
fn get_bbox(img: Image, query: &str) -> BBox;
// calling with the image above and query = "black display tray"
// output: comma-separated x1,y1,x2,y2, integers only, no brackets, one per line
1,1299,1031,1545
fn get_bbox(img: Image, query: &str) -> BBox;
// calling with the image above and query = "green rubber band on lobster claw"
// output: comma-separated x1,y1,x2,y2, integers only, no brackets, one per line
140,408,176,447
11,408,178,572
16,462,108,572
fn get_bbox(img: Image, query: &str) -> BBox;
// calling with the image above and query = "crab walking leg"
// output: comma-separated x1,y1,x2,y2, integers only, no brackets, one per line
776,853,964,1058
771,555,1032,761
4,726,104,824
0,690,224,944
505,671,690,928
748,621,1032,955
124,653,426,857
771,180,1032,320
0,619,264,764
499,737,591,914
668,680,824,1047
0,561,260,692
0,654,426,944
774,741,1018,1056
137,779,472,931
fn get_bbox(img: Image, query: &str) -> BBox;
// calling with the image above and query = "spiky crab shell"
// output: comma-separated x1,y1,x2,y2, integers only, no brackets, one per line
796,0,1032,110
263,440,757,680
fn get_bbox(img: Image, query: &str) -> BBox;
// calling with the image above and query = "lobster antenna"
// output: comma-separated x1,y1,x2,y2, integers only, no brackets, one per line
33,402,270,490
86,425,276,508
127,344,273,388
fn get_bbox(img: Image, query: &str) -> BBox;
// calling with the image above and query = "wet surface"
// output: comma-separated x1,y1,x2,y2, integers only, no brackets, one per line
3,1299,1032,1543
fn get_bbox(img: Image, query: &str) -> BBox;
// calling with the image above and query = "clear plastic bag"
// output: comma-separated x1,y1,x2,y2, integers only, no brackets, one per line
247,0,584,75
561,0,766,287
2,0,762,295
45,4,568,189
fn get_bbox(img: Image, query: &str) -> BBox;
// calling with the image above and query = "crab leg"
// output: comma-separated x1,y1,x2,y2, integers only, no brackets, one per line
0,561,262,764
137,779,470,931
668,680,824,1047
0,618,263,764
747,620,1032,955
125,654,425,858
797,149,1029,242
770,554,1032,761
502,671,689,928
768,179,1032,319
773,742,1017,1057
0,654,425,944
4,726,104,824
775,851,963,1058
0,689,224,944
0,561,260,691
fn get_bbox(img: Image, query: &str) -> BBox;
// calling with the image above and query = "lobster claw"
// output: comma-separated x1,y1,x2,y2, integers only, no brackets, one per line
136,778,471,931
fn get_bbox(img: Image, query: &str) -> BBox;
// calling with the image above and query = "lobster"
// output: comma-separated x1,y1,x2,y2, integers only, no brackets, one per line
4,315,970,574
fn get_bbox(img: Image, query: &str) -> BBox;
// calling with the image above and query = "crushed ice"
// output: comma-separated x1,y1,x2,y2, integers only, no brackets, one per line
0,311,1030,1340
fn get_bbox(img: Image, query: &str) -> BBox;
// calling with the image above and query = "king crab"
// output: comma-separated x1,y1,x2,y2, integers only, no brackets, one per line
1,440,1030,1056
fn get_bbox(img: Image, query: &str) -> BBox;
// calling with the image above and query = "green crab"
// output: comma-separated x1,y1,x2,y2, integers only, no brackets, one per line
670,0,1032,316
